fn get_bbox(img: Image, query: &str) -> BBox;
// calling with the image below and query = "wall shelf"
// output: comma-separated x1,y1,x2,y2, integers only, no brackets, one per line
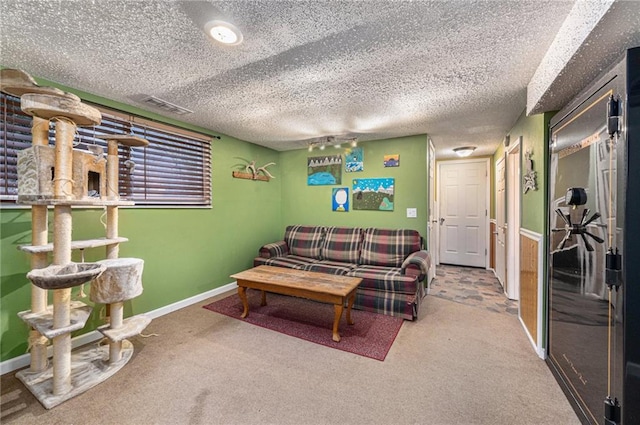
232,171,269,182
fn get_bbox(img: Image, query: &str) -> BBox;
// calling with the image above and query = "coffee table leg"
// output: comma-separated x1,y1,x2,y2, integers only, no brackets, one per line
346,292,356,325
333,304,343,342
238,286,249,318
260,290,267,306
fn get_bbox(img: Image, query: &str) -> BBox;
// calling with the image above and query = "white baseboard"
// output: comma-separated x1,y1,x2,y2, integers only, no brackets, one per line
144,281,237,320
519,316,545,359
0,282,237,376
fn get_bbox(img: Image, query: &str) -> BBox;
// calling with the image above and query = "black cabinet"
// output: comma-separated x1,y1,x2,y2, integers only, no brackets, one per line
547,47,640,425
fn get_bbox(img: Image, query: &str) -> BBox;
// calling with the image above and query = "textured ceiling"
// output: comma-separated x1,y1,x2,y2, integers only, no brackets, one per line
0,1,635,158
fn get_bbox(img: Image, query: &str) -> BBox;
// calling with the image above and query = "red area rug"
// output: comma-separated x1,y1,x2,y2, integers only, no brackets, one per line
203,290,403,361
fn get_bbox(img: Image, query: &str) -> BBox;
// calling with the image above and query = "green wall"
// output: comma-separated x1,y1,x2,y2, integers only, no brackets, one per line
0,76,431,364
1,137,281,362
0,79,282,362
492,109,556,347
279,135,428,238
497,110,555,234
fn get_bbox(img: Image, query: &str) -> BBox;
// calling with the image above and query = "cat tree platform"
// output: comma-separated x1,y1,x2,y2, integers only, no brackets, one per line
98,315,151,343
18,237,129,254
17,301,92,339
17,199,135,206
16,340,135,409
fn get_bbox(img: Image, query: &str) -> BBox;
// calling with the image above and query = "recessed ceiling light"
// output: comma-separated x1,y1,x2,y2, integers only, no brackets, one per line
204,20,243,46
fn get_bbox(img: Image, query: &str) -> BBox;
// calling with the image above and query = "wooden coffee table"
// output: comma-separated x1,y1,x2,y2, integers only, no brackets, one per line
230,265,362,342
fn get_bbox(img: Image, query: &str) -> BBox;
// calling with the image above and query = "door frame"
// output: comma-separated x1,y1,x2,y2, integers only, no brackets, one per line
436,157,491,269
427,138,437,289
495,155,507,287
505,136,521,300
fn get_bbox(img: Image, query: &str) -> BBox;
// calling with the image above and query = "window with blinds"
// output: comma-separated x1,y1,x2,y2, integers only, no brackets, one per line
1,92,212,206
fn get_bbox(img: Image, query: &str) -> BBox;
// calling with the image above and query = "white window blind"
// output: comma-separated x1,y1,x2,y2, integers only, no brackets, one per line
1,92,212,206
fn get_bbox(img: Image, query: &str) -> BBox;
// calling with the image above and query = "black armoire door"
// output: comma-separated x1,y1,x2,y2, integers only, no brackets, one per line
547,47,640,425
549,54,625,424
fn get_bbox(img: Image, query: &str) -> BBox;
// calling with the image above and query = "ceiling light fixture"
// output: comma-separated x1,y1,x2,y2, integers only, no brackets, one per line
453,146,476,157
307,136,357,152
204,20,243,46
327,136,341,148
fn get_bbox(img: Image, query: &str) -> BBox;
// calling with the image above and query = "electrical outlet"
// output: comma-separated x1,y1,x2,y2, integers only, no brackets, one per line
406,208,417,218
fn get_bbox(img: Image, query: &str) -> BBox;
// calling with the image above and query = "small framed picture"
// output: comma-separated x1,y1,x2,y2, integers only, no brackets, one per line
332,187,349,212
383,154,399,167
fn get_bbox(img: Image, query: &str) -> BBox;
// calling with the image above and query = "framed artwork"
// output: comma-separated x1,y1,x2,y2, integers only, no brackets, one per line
383,154,400,167
352,178,394,211
308,155,342,185
345,147,364,172
332,187,349,211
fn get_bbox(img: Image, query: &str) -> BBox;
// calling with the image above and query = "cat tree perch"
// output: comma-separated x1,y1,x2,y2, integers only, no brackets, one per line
2,69,151,409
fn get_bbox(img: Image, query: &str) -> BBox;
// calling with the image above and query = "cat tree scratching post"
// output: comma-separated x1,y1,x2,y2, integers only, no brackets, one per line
6,68,151,409
30,116,50,373
0,70,69,374
107,138,121,362
98,135,150,364
51,116,76,395
19,90,104,404
106,138,122,361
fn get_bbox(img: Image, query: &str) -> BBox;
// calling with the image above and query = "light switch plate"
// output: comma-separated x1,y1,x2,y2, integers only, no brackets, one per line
406,208,417,218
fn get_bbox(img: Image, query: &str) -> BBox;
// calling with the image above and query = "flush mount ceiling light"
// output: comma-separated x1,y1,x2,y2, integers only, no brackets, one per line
204,20,243,46
453,146,476,157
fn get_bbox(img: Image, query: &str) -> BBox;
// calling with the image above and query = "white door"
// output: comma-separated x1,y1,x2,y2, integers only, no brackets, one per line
438,159,489,268
427,140,437,287
495,156,506,286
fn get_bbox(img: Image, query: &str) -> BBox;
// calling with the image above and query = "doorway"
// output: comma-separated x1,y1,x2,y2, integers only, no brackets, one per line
437,158,489,268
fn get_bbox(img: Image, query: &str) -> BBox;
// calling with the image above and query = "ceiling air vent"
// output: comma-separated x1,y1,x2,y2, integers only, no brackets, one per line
141,95,193,115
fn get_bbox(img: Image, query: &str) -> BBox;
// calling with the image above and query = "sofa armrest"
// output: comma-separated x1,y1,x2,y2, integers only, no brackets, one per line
401,250,431,279
259,240,289,259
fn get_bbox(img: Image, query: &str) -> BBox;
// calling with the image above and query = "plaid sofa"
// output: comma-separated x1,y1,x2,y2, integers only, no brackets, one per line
253,225,431,320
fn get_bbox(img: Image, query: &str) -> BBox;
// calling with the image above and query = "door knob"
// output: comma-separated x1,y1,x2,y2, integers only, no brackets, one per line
439,218,445,225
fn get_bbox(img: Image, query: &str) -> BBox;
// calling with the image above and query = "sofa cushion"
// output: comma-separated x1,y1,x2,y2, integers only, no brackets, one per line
322,226,363,263
347,265,418,294
301,260,358,276
253,255,317,270
360,228,422,267
284,225,325,260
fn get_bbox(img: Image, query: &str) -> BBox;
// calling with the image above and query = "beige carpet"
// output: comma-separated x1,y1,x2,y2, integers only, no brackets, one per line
1,270,580,424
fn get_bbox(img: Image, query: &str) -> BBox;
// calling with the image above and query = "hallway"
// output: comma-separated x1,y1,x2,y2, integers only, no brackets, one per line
430,264,518,315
